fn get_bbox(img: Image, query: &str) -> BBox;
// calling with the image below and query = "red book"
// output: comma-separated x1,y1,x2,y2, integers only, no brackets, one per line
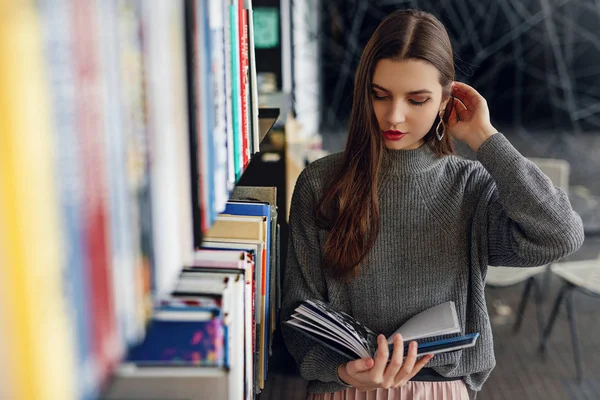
71,0,119,386
239,2,250,167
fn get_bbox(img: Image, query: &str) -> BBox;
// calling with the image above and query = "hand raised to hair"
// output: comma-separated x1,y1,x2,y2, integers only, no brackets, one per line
446,81,498,152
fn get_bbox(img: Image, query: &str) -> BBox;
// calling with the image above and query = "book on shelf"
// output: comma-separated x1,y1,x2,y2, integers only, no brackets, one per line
284,300,480,361
185,0,268,247
184,249,256,399
40,0,98,398
3,0,278,399
111,268,242,400
110,249,259,400
244,0,260,154
111,187,280,399
144,0,195,302
73,0,122,382
203,214,270,392
0,2,78,399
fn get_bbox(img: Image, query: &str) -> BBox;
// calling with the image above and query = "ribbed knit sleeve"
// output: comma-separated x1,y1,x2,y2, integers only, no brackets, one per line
280,167,352,388
474,133,585,267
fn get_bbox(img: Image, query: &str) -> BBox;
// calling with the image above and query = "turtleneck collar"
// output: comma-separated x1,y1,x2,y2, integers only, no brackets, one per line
381,142,443,176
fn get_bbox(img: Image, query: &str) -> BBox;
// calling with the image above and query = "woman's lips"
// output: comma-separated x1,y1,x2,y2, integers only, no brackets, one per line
383,130,407,141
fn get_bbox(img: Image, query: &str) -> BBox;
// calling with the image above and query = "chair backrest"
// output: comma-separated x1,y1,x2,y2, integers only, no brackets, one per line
528,157,570,194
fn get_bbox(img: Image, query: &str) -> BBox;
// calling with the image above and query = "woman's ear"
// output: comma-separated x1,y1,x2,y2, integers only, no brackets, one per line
439,98,449,115
440,93,454,121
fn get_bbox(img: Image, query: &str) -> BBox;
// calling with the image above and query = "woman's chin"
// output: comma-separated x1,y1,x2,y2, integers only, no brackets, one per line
383,137,424,150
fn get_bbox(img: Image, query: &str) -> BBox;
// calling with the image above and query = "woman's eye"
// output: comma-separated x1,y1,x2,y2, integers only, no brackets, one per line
371,91,388,100
409,98,429,106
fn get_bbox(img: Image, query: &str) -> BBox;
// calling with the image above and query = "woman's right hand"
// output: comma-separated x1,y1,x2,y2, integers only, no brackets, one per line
337,334,434,391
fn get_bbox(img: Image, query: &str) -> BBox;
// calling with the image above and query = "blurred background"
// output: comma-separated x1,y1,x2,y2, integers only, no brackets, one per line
2,0,600,399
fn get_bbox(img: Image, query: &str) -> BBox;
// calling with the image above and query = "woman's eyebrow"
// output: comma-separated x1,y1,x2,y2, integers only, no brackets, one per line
406,89,433,95
371,83,391,93
371,83,432,95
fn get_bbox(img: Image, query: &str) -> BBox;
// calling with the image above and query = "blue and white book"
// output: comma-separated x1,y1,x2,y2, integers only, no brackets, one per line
284,300,479,361
222,202,272,376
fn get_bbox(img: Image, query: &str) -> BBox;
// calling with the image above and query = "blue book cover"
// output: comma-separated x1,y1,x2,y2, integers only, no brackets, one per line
127,312,225,367
199,0,217,225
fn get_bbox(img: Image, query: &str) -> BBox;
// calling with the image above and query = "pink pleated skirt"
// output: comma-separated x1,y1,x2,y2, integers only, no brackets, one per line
306,380,469,400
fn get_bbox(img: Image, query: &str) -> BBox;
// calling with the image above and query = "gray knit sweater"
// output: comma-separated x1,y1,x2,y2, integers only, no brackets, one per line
280,133,584,398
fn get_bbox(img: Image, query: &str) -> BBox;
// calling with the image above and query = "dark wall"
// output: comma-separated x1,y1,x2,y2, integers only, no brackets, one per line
319,0,600,133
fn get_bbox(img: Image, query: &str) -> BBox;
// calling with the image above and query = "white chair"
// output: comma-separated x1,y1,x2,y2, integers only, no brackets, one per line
540,254,600,383
485,157,571,335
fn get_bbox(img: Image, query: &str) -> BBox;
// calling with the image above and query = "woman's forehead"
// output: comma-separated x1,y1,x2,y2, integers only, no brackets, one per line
372,59,441,94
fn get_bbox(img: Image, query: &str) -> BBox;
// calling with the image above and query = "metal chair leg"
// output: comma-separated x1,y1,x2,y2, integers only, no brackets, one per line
533,280,546,344
566,289,584,383
541,264,553,302
540,281,572,357
514,277,534,334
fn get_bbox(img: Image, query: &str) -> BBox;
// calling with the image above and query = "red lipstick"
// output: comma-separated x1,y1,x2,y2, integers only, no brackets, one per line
383,130,407,141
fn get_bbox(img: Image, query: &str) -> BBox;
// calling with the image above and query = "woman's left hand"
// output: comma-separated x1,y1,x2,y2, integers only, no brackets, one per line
446,81,498,152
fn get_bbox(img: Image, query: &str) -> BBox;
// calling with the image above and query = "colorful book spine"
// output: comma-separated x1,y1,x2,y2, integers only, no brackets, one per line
222,0,236,191
197,0,217,228
40,0,98,397
72,0,120,385
208,0,229,214
0,1,77,398
245,0,260,154
143,0,195,301
116,0,156,325
230,0,243,180
223,203,271,385
184,0,206,243
97,0,141,348
239,0,250,166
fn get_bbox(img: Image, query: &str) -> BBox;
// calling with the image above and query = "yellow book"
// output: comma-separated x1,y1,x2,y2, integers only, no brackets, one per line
0,1,76,399
204,214,266,242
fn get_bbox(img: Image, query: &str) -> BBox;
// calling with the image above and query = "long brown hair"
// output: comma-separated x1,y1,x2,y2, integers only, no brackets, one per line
317,9,456,279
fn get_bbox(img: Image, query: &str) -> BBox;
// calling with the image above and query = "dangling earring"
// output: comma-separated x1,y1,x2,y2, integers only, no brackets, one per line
436,110,446,141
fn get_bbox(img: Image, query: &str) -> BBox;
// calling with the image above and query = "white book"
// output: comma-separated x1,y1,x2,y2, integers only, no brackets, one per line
96,0,135,350
189,247,255,400
208,0,229,213
143,0,195,304
245,0,260,154
173,271,245,400
387,301,460,343
107,366,229,399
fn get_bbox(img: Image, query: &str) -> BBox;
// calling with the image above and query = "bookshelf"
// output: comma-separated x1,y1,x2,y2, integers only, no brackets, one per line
194,107,280,247
0,1,283,399
258,108,280,143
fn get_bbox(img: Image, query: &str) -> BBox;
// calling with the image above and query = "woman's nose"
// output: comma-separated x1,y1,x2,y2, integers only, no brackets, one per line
387,104,406,126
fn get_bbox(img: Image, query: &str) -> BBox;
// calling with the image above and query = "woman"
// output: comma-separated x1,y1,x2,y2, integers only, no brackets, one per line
281,9,584,400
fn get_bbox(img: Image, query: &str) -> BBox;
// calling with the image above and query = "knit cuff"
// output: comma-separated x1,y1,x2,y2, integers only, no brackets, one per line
475,133,523,177
300,345,353,387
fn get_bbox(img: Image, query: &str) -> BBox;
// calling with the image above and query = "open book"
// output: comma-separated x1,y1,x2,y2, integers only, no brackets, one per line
283,300,479,360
